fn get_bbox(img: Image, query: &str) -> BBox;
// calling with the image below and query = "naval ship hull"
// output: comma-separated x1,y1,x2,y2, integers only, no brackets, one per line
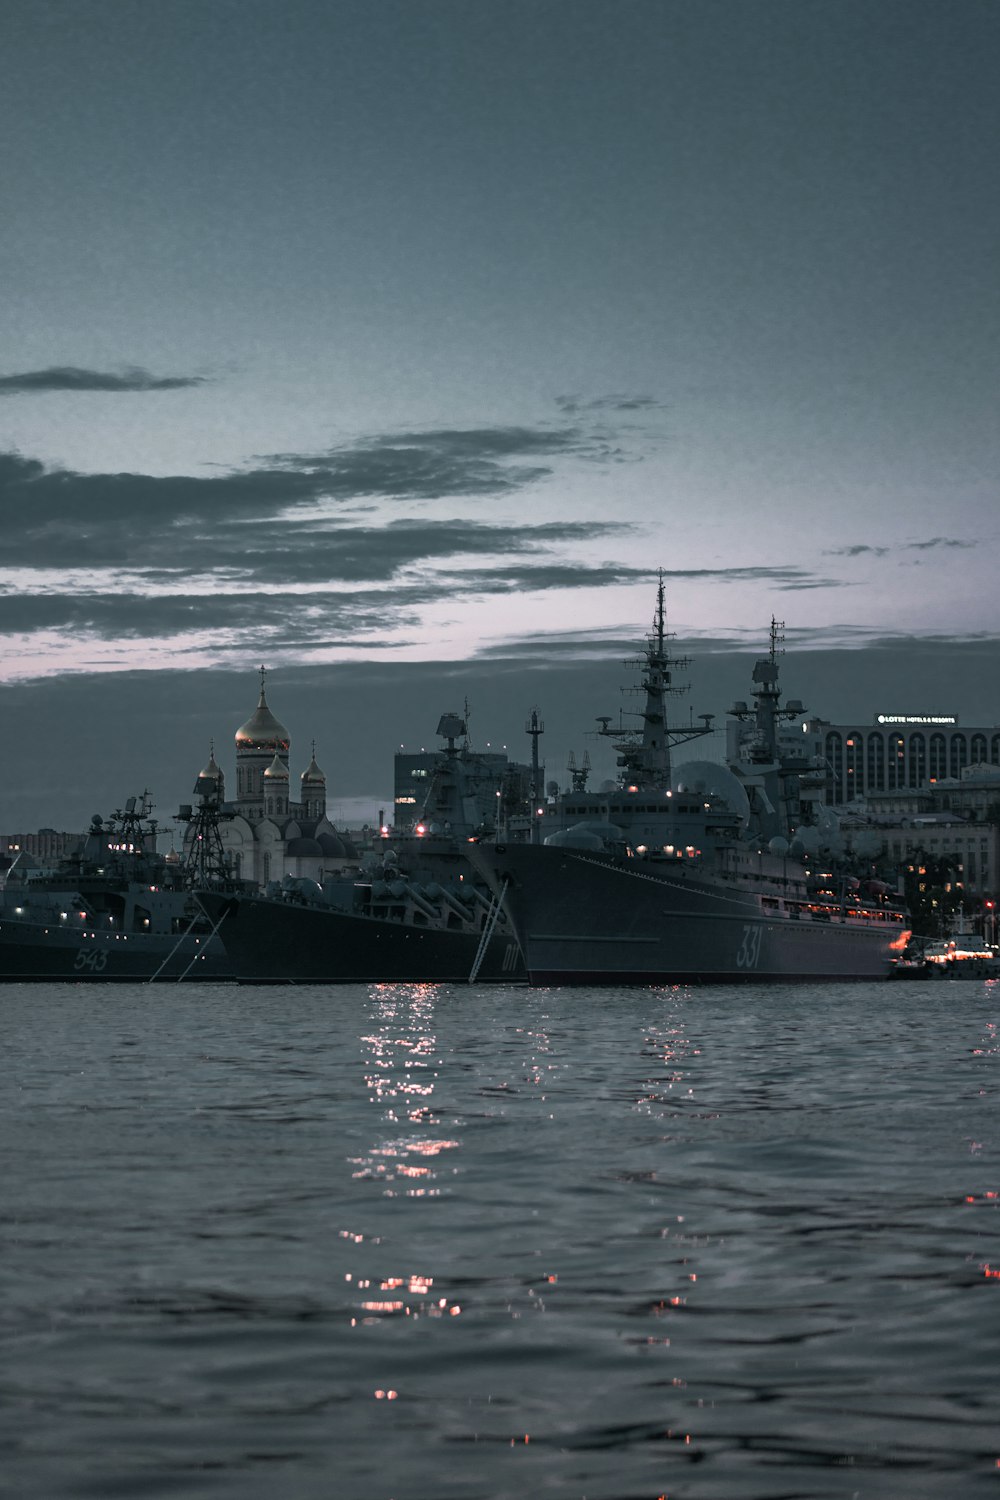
471,844,906,985
0,918,231,981
197,890,523,984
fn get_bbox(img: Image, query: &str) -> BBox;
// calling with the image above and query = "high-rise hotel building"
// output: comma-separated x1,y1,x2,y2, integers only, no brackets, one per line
802,715,1000,805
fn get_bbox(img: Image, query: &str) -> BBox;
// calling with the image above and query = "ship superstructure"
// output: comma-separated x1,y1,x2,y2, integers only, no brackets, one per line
197,712,523,984
470,582,909,985
0,793,232,981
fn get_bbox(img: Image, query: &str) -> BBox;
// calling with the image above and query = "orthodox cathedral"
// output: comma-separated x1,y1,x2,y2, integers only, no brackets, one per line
187,669,357,886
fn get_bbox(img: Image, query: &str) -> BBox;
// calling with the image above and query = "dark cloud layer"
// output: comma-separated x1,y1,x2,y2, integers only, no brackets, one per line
0,427,848,660
826,544,890,558
0,561,837,649
0,366,207,394
555,394,665,415
905,536,976,552
0,424,616,573
0,564,643,642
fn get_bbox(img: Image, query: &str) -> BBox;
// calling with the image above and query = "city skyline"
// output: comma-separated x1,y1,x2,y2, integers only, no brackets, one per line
3,0,998,828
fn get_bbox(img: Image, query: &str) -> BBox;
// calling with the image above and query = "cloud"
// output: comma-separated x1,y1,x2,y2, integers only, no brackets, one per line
264,422,614,496
555,393,665,415
0,366,207,394
826,538,981,560
0,416,641,582
904,536,976,552
0,556,645,645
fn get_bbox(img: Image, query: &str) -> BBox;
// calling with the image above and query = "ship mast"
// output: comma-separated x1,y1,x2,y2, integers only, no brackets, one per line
175,764,237,889
597,571,711,791
525,707,544,844
727,618,819,839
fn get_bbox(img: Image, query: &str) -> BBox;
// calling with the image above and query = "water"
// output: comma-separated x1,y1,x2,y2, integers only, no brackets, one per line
2,980,999,1499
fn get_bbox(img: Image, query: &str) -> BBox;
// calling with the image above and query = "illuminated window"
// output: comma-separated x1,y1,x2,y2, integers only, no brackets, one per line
845,733,863,795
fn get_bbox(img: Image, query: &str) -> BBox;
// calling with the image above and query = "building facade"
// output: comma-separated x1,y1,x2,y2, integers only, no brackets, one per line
186,669,357,887
836,763,1000,899
804,716,1000,805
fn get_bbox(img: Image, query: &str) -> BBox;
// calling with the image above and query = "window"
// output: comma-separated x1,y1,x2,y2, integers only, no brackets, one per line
825,733,843,800
909,733,926,788
929,734,947,781
845,734,863,795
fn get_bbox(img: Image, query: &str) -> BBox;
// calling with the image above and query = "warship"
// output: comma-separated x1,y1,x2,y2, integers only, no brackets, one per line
196,713,524,984
0,793,234,981
470,579,910,985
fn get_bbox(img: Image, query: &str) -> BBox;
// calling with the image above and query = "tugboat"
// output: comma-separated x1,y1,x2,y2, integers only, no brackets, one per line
196,713,524,984
0,789,234,981
470,577,910,985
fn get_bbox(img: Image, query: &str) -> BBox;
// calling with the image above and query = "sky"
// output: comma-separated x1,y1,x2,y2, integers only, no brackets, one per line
2,0,999,831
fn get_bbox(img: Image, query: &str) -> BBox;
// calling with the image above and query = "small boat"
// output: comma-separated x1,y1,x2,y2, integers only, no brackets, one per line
890,935,1000,980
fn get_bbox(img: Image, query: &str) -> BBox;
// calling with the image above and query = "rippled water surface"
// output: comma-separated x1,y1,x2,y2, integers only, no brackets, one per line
2,979,1000,1498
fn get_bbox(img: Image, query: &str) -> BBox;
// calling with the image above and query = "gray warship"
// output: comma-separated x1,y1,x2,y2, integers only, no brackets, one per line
196,713,524,984
0,793,233,981
470,579,910,985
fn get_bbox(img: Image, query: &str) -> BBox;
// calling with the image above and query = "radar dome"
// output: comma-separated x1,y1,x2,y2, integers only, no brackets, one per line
672,761,751,827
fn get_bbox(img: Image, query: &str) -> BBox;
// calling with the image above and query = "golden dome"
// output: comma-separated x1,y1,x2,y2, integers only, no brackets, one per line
263,753,289,780
301,741,325,782
235,669,290,751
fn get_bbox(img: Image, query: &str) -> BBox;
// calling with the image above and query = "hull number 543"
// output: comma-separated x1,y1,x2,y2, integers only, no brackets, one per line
74,948,108,973
736,925,762,969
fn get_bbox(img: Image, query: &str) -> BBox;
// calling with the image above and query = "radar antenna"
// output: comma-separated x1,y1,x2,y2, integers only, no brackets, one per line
592,571,710,790
567,749,591,792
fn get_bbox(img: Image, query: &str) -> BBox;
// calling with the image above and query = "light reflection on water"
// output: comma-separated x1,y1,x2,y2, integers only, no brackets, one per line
1,979,999,1498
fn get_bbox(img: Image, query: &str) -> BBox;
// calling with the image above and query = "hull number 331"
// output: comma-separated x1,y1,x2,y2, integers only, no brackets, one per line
736,925,762,970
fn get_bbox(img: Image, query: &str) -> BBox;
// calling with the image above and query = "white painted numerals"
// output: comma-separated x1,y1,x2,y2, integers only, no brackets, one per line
735,925,762,970
74,948,108,973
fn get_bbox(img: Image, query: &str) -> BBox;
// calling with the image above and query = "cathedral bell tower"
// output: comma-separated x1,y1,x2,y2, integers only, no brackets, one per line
300,742,327,820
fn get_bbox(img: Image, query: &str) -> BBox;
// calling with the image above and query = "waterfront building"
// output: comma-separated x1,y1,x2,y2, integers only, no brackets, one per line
0,829,83,865
834,763,1000,900
805,714,1000,805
